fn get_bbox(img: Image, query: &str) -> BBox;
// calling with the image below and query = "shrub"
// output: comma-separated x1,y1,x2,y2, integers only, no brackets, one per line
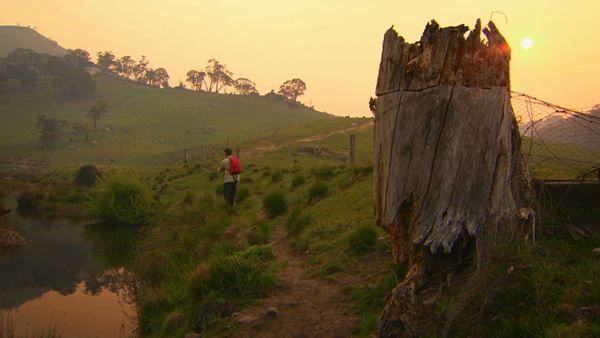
263,191,287,218
189,262,211,298
208,172,218,181
285,208,311,237
271,171,283,183
17,190,44,209
308,181,329,203
90,174,155,225
75,164,102,186
190,247,277,300
236,187,250,203
347,225,378,255
312,165,335,180
291,175,306,188
262,171,271,178
247,222,273,245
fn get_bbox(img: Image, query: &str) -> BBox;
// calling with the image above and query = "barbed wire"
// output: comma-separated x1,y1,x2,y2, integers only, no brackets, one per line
511,91,600,180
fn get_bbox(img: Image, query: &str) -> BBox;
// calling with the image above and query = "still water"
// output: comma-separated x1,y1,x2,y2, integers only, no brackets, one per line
0,197,138,337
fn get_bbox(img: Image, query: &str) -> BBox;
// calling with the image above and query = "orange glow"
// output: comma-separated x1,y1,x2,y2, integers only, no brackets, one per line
1,282,136,337
1,0,599,115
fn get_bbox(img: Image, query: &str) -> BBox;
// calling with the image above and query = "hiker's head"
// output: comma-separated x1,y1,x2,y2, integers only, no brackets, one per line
224,148,233,156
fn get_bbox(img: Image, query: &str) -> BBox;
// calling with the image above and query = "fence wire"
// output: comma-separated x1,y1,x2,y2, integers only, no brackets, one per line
511,92,600,180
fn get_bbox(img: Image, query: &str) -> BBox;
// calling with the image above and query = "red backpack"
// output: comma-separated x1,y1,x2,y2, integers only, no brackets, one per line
227,156,241,175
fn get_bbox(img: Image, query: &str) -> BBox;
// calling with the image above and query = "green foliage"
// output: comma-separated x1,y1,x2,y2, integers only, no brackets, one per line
285,208,311,237
263,191,287,218
350,265,406,337
90,174,155,225
183,191,195,204
247,222,273,245
271,171,283,183
236,186,250,203
290,175,306,188
36,115,68,146
189,246,278,330
240,176,254,184
308,180,329,203
312,165,335,180
208,172,218,181
57,68,96,99
74,164,102,186
192,247,277,299
16,190,44,209
346,225,377,256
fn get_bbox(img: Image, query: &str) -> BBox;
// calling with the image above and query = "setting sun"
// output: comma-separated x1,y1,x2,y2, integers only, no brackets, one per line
521,37,534,49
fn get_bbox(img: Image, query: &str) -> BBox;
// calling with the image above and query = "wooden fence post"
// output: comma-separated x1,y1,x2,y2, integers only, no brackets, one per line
349,134,356,165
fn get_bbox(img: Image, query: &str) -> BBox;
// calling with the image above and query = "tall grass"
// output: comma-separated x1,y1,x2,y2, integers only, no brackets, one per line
90,174,155,225
263,191,288,218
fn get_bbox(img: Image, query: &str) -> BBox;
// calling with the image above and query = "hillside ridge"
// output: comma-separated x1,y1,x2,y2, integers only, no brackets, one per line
0,25,68,57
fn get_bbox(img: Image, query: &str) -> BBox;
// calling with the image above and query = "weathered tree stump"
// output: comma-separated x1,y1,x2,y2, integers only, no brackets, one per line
373,20,533,337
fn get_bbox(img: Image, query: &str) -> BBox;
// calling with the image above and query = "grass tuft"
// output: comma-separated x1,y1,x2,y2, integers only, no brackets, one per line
263,191,287,218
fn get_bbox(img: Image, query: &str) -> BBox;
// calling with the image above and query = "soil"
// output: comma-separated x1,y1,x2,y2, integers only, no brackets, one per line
225,225,360,338
244,121,372,157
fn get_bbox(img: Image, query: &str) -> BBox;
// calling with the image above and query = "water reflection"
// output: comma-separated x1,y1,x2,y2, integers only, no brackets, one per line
0,197,138,337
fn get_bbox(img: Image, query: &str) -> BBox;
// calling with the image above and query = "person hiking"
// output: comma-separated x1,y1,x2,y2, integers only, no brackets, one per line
218,148,241,206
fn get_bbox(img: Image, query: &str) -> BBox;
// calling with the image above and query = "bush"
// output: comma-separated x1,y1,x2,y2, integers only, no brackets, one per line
247,222,273,245
308,181,329,203
236,187,250,203
75,164,102,186
291,175,306,188
17,190,44,209
189,246,277,300
312,165,335,180
347,225,378,255
263,191,287,218
90,174,155,225
285,208,311,237
271,171,283,183
208,172,218,181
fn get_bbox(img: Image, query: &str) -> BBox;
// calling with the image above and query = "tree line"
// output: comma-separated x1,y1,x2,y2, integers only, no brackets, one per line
185,59,307,102
96,51,170,88
0,48,96,99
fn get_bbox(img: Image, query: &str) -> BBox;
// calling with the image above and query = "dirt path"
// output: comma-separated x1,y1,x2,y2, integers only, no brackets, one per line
244,121,372,157
226,225,360,338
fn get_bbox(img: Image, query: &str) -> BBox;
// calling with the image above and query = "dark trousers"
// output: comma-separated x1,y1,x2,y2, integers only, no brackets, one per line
223,181,237,206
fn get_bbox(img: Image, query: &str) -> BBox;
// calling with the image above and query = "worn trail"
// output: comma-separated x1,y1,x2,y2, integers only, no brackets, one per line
227,225,359,338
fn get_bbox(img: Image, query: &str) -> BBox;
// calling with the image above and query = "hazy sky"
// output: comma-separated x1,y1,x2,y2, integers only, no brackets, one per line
2,0,599,116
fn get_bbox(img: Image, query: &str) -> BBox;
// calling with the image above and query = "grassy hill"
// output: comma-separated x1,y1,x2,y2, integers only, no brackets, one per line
0,74,335,167
0,26,68,57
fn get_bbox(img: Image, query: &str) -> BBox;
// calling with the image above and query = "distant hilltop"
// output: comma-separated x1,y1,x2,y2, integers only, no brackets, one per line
0,25,68,57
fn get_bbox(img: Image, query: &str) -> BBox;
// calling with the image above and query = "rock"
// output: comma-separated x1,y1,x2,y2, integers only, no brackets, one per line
0,227,26,251
184,332,202,338
593,248,600,253
234,314,258,324
266,307,279,318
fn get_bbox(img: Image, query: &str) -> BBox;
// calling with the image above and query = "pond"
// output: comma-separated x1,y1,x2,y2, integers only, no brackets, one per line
0,196,138,337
